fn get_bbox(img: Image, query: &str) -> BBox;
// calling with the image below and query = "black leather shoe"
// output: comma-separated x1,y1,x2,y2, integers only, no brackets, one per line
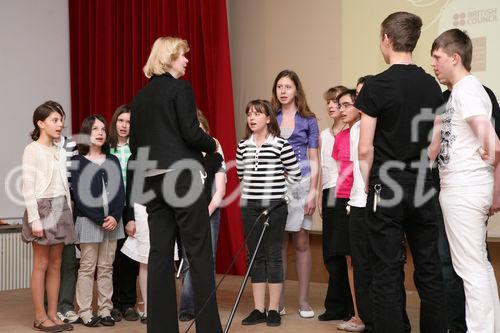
178,312,194,322
318,312,346,321
110,309,122,322
266,310,281,327
82,316,101,327
241,309,267,325
123,308,139,321
99,316,115,327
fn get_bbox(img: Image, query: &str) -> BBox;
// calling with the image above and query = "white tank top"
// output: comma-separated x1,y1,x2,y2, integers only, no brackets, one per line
320,128,338,189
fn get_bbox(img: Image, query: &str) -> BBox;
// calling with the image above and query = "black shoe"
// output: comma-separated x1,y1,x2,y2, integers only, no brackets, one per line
317,312,346,321
122,307,139,321
82,316,101,327
178,312,195,322
241,309,267,325
99,316,115,327
140,314,147,324
110,309,122,322
266,310,281,327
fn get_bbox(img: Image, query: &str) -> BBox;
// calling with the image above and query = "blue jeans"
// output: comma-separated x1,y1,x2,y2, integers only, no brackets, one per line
179,209,221,315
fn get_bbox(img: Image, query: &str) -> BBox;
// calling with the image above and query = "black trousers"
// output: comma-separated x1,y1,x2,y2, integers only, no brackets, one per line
241,199,287,283
112,237,139,311
145,172,222,333
366,181,446,333
350,206,411,333
321,188,353,318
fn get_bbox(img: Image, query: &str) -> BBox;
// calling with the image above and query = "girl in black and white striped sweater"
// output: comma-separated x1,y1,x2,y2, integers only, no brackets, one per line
236,100,301,327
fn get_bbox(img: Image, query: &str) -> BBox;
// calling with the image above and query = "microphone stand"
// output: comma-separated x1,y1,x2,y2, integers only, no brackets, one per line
223,214,270,333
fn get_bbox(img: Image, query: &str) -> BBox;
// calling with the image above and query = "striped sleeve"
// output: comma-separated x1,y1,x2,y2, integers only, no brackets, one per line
236,140,245,180
64,137,77,187
281,140,301,184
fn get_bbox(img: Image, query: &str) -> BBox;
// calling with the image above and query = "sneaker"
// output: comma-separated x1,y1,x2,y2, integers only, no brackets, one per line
344,320,365,332
279,307,286,316
56,312,69,324
123,307,139,321
99,316,115,327
110,308,122,322
337,319,349,330
178,312,195,322
241,309,267,325
62,311,80,324
140,314,147,324
338,317,365,332
266,310,281,327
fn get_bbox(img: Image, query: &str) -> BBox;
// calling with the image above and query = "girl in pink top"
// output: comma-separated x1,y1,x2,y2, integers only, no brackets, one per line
333,89,365,332
332,128,354,198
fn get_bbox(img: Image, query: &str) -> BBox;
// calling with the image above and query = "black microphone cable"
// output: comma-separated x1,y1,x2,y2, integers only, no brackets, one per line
183,197,287,333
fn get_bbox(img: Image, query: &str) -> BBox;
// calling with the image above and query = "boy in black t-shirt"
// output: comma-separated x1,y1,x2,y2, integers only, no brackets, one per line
354,12,446,333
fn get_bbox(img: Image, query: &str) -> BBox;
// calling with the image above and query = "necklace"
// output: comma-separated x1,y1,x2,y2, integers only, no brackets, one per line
332,123,347,137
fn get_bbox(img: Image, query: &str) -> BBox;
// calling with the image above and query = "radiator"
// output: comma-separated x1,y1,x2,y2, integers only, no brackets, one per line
0,232,33,291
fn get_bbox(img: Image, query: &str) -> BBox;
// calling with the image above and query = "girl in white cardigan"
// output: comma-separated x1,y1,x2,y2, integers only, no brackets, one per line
21,101,76,332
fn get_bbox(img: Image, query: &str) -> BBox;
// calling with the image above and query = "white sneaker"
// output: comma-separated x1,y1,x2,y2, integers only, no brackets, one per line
56,312,68,323
298,309,315,318
336,318,351,330
279,307,286,316
63,310,80,324
343,319,365,332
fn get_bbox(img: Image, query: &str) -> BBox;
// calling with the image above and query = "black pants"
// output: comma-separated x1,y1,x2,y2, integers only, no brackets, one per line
112,237,139,312
241,199,287,283
350,206,411,333
321,188,353,318
366,181,446,333
145,173,222,333
434,197,467,333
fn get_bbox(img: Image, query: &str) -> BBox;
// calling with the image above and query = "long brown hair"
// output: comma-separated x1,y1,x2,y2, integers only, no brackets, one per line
196,108,210,133
271,69,316,118
244,100,280,140
108,104,131,149
30,101,65,141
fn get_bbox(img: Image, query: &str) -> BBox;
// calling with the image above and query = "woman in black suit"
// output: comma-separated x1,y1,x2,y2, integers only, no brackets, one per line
128,36,222,333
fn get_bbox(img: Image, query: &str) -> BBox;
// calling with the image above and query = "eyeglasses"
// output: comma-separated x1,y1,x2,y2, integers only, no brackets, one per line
339,102,354,110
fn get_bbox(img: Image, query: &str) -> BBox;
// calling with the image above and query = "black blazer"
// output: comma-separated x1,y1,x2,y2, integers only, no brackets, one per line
127,73,216,216
71,154,125,225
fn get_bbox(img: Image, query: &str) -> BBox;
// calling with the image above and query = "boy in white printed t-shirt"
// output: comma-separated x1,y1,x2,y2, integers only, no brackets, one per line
430,28,500,332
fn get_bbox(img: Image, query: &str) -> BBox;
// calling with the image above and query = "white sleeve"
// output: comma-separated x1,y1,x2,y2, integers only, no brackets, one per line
456,83,492,120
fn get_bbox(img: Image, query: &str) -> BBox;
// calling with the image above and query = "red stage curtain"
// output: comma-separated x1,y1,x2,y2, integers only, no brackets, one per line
69,0,245,274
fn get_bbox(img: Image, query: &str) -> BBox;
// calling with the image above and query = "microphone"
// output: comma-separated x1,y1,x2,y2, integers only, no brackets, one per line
259,196,290,218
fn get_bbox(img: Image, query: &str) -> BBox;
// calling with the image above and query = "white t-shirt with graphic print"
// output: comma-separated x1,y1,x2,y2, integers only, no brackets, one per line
438,75,493,188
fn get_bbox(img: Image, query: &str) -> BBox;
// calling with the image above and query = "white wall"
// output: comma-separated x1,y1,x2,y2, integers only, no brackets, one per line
0,0,71,220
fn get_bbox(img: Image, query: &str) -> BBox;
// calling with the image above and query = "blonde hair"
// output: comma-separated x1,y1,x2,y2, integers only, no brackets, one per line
143,37,190,78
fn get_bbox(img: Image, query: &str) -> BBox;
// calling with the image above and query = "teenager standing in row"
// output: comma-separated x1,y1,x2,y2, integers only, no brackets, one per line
237,99,301,327
356,12,446,333
22,101,77,332
271,70,319,318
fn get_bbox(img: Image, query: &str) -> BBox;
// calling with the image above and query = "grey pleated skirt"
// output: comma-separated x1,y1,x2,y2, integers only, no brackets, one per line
22,196,76,245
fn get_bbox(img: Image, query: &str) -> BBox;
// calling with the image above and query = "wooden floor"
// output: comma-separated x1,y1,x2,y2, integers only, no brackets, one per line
0,275,422,333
